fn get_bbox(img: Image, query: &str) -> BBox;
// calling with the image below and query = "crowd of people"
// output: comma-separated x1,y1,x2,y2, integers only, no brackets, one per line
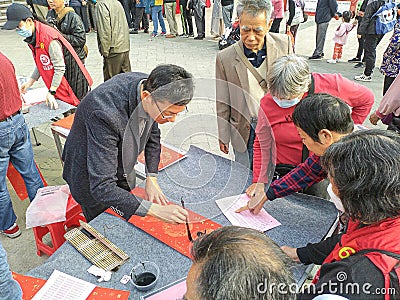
1,0,400,298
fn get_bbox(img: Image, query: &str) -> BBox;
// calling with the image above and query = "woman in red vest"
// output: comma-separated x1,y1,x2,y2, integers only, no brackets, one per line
282,130,400,300
4,3,92,109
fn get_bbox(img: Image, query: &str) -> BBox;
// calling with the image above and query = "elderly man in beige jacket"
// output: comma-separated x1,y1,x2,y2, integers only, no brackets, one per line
216,0,292,168
96,0,131,81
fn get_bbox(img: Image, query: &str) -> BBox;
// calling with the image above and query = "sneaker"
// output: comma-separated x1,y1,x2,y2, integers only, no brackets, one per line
165,34,176,38
354,62,364,68
144,29,149,33
188,33,194,37
309,55,322,60
2,223,21,238
194,35,204,40
151,33,158,38
160,32,166,36
180,33,189,38
129,28,138,34
327,59,337,64
348,57,361,63
354,74,372,82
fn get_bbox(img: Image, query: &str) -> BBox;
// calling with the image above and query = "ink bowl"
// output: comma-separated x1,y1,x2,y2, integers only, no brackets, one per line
129,261,160,291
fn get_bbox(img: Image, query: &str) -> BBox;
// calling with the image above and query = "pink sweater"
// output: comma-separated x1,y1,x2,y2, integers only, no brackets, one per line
332,22,355,45
271,0,284,19
376,73,400,118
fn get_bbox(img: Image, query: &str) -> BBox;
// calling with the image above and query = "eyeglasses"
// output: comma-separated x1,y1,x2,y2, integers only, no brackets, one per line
181,198,206,242
154,101,188,119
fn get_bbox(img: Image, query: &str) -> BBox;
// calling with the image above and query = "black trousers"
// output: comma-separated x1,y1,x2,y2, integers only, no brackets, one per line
134,7,149,30
383,75,396,95
180,1,193,35
194,7,205,37
356,35,365,60
72,6,89,33
269,18,283,33
118,0,133,27
363,33,384,76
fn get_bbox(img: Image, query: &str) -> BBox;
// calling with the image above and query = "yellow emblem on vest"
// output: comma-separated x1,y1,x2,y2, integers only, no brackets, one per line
40,43,45,49
338,246,356,259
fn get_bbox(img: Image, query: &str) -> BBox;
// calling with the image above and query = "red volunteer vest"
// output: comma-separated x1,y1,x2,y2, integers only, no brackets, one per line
314,217,400,300
28,21,92,106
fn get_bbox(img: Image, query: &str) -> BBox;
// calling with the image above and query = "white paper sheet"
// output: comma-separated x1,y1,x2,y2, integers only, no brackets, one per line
21,87,48,105
32,269,96,300
216,194,281,232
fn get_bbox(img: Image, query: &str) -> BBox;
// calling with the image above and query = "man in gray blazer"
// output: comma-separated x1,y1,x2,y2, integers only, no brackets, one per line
62,65,194,223
216,0,292,169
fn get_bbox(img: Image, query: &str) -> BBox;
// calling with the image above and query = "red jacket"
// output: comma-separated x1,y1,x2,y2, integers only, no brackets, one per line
253,73,374,183
0,52,21,120
28,21,92,106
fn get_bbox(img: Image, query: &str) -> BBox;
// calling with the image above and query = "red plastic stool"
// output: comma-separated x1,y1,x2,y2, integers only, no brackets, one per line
33,195,86,256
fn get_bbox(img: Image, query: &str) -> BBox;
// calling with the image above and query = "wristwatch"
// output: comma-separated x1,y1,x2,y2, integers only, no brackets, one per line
48,90,56,96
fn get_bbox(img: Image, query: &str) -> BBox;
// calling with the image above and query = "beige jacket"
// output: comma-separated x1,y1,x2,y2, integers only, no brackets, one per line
95,0,130,57
216,33,292,153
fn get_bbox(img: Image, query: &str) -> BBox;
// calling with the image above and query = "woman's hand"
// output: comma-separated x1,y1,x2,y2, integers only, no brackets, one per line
236,183,267,215
369,113,381,125
20,78,35,94
46,92,59,110
145,176,168,205
147,203,189,224
281,246,300,262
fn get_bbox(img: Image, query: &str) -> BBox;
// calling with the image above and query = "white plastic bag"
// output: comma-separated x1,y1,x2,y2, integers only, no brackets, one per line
26,185,70,229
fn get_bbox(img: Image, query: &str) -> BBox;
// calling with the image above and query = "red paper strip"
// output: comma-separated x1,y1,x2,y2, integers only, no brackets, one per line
106,188,221,258
12,272,130,300
52,113,75,130
137,144,185,170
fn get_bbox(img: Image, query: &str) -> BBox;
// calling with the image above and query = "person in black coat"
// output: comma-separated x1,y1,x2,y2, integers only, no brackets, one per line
62,64,194,223
309,0,338,59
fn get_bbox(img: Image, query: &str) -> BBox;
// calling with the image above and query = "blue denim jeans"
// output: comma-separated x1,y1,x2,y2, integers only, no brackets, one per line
151,5,166,35
0,241,22,299
0,112,44,230
234,122,256,170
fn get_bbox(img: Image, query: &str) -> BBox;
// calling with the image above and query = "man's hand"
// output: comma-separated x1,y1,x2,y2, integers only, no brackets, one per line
281,246,300,262
357,34,362,39
219,141,229,154
20,78,35,94
145,176,168,205
369,113,381,125
235,183,267,215
46,92,59,110
147,203,189,224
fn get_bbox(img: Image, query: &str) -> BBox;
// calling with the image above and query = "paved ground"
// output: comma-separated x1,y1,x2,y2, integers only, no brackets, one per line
0,11,389,275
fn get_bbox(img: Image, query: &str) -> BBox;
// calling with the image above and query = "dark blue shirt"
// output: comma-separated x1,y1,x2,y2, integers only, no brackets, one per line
243,40,266,68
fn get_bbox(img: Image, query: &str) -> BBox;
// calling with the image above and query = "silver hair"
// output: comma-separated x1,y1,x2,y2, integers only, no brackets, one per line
268,54,312,99
236,0,272,19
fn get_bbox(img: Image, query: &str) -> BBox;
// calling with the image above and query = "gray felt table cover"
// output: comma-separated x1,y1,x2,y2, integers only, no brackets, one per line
28,146,338,299
23,101,74,128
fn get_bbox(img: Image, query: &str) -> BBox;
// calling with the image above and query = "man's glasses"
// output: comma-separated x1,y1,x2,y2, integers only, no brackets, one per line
154,101,188,119
181,198,206,242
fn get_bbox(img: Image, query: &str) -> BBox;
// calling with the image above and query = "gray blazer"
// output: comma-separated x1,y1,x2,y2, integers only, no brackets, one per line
216,33,292,153
63,72,161,220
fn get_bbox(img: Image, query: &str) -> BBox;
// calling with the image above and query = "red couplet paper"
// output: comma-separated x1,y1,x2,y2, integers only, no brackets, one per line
106,188,221,258
51,113,75,130
137,144,185,171
12,272,130,300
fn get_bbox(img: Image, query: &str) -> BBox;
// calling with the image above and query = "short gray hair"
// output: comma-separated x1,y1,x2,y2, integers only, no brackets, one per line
268,54,312,99
237,0,272,19
191,226,296,300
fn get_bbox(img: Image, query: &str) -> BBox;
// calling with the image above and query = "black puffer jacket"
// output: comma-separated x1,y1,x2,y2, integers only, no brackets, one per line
46,8,86,61
358,0,386,35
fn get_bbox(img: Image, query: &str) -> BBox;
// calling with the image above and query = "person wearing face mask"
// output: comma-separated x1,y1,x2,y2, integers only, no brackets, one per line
282,129,400,299
3,3,92,109
237,93,369,215
245,54,373,202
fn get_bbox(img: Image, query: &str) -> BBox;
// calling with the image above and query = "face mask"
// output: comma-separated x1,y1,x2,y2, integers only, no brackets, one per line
272,96,301,108
17,25,32,38
327,183,345,212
